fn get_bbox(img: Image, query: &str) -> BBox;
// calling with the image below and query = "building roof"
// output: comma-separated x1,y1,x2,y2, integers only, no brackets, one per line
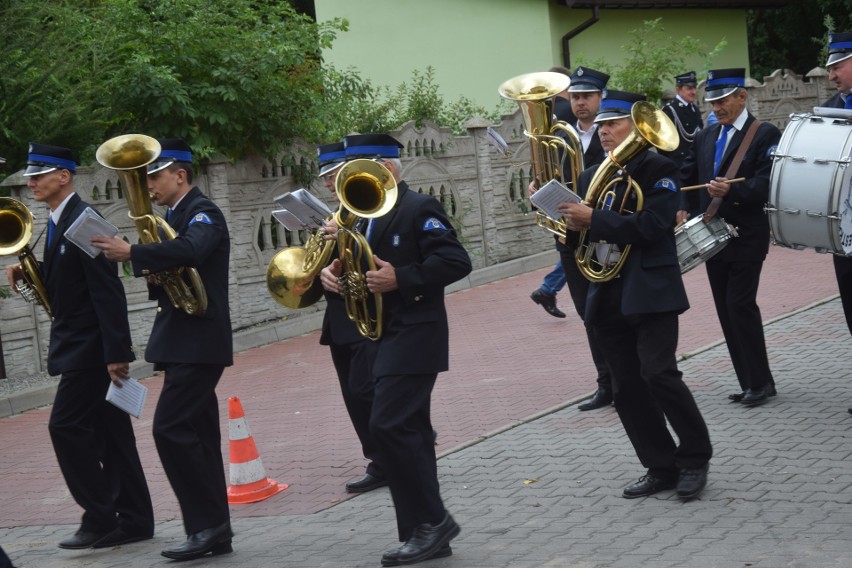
557,0,795,7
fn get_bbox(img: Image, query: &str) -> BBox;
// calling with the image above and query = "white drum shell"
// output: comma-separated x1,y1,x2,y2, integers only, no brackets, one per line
767,111,852,254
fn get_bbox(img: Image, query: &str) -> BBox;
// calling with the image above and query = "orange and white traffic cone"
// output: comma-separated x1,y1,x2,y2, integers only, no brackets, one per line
226,396,288,504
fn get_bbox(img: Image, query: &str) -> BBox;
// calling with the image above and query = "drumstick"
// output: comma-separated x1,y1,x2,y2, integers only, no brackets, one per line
681,177,746,191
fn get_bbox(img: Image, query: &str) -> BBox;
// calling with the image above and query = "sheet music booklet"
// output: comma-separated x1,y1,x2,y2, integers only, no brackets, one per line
63,207,119,258
529,179,582,220
272,188,333,230
105,377,148,419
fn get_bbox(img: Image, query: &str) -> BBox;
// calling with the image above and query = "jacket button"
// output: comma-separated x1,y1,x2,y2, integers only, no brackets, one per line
142,269,150,276
157,307,162,313
414,295,422,302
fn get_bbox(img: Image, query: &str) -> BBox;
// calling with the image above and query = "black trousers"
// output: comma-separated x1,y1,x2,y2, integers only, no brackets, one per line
592,281,712,476
706,258,775,392
153,363,229,535
49,367,153,534
329,340,382,477
370,374,445,542
834,255,852,336
559,247,612,390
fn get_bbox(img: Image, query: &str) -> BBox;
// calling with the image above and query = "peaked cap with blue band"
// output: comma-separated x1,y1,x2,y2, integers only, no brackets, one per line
567,66,609,93
674,71,697,87
317,141,346,176
827,31,852,67
23,143,78,176
704,68,746,102
344,134,404,159
148,138,193,174
595,90,646,123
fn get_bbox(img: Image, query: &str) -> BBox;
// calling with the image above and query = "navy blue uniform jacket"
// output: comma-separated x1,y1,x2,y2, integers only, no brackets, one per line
579,151,689,318
130,187,233,367
365,182,472,377
680,113,781,262
43,193,135,375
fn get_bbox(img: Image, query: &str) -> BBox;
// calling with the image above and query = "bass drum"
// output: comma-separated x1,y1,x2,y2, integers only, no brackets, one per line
767,108,852,255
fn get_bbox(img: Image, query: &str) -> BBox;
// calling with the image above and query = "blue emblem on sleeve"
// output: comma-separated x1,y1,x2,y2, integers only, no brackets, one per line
767,144,778,158
188,213,213,227
654,177,678,192
422,217,447,231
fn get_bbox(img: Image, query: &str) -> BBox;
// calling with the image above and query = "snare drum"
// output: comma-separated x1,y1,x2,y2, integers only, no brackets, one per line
675,214,736,273
767,108,852,254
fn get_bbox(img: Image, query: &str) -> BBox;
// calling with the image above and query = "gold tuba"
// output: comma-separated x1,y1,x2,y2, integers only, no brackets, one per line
96,134,208,316
574,101,680,283
498,71,585,236
335,159,397,341
0,197,52,318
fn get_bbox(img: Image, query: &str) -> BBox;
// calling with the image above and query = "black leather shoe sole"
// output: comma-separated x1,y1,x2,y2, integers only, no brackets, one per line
92,528,153,549
161,539,232,561
58,530,111,550
345,476,388,494
382,544,452,567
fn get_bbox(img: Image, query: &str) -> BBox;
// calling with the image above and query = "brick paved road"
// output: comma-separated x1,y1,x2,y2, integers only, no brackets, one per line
2,246,850,567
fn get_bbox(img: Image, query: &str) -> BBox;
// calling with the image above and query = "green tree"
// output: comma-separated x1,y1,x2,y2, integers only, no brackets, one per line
0,0,347,172
748,1,852,79
576,18,726,104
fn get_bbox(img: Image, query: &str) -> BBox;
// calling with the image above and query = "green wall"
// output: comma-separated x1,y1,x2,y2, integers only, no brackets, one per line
550,7,750,92
316,1,750,112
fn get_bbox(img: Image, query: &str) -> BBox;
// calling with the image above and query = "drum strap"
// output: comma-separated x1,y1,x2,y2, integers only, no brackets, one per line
705,119,762,222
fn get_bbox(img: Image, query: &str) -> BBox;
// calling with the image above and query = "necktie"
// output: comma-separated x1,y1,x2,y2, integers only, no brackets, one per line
845,95,852,110
166,208,173,221
713,124,734,176
47,218,55,245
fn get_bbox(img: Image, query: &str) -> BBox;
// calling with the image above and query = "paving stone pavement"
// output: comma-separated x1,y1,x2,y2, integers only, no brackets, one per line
2,247,851,567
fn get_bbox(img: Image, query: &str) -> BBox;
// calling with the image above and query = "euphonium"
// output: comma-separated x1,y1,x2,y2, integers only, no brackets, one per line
0,197,52,318
335,159,397,341
96,134,208,316
266,210,341,310
498,71,585,236
574,101,680,283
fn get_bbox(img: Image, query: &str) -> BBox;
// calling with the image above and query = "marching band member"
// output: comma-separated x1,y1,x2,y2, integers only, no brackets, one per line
680,69,781,408
559,91,713,501
93,138,234,561
6,143,153,550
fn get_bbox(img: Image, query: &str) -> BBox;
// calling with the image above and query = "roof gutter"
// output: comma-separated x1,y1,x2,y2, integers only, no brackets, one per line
560,3,600,68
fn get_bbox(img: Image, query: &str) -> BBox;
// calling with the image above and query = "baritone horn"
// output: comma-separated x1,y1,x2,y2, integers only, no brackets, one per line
574,101,679,282
0,197,52,318
498,71,585,236
96,134,208,316
266,214,335,310
335,159,397,340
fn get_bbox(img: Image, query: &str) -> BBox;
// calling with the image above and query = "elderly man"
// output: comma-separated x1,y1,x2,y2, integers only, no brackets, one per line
680,68,782,408
559,90,713,501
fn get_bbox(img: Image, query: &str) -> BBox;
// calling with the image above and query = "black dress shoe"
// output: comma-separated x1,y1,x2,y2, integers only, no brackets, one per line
161,522,233,561
622,474,676,499
676,464,709,500
741,387,769,407
380,513,460,567
58,529,112,550
728,391,745,402
578,388,612,411
530,289,566,318
382,544,452,567
345,473,388,494
92,527,153,548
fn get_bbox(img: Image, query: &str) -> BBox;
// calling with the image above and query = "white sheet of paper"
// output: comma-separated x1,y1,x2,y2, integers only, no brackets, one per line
105,377,148,419
272,189,331,228
63,207,119,258
529,179,581,220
